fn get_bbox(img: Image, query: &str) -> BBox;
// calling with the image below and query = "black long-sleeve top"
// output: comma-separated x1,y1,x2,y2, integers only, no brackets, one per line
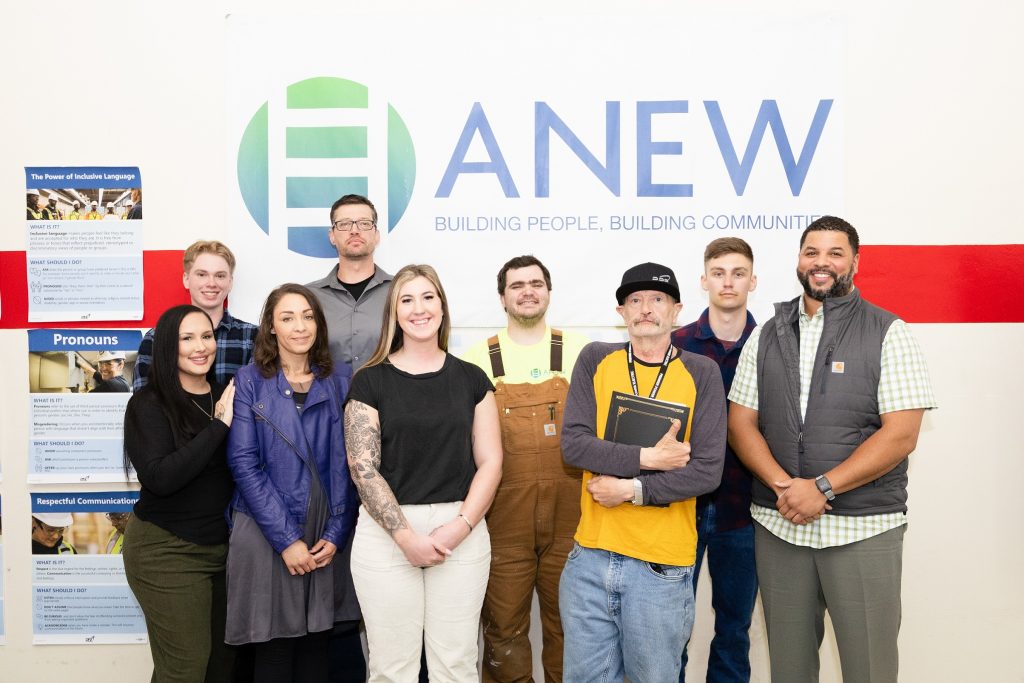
124,384,234,545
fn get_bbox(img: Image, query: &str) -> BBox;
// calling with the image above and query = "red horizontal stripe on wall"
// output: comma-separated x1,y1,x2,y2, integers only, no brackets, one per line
2,245,1022,327
857,244,1024,323
0,250,187,329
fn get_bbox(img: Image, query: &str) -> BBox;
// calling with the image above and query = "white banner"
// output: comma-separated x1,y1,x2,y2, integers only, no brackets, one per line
226,13,843,327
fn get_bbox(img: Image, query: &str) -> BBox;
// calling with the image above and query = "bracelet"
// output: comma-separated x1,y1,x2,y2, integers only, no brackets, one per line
457,513,474,531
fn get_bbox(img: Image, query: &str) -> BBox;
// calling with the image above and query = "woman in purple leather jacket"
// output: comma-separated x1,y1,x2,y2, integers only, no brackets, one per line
225,283,356,683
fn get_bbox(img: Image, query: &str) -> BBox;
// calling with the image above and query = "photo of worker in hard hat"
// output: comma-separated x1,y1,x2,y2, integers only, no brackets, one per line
29,349,138,393
26,189,48,220
44,193,65,220
104,512,131,554
79,350,132,393
31,511,132,554
26,187,137,221
126,187,141,219
31,513,79,555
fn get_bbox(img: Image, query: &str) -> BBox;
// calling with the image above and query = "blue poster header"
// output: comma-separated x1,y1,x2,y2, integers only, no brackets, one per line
32,492,139,512
28,329,142,352
25,166,141,189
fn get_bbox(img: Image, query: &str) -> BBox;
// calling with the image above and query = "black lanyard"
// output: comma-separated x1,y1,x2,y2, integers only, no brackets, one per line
627,342,673,399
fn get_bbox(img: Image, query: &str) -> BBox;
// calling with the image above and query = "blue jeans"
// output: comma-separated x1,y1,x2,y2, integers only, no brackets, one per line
560,543,694,683
680,504,758,683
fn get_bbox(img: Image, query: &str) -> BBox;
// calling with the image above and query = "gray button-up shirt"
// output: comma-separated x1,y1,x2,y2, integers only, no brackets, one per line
307,264,393,371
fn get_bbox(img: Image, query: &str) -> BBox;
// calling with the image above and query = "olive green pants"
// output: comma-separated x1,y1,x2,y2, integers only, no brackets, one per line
123,516,234,683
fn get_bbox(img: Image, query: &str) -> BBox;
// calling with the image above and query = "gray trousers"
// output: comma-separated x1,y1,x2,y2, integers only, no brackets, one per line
754,522,905,683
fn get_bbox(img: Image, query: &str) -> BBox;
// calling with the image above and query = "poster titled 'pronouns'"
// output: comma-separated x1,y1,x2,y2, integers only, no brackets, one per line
28,329,142,483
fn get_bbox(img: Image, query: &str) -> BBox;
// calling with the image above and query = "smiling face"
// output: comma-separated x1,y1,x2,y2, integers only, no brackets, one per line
500,265,550,326
616,290,682,342
272,293,317,358
702,252,757,313
177,311,217,384
797,230,859,303
396,275,443,345
32,519,64,548
329,203,380,260
182,253,233,315
97,359,124,380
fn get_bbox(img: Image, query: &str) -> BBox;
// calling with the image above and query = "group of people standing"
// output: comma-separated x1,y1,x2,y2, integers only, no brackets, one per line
116,193,935,683
26,187,141,220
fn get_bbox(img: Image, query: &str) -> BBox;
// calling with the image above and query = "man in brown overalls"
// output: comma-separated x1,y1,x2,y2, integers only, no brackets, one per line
463,255,590,682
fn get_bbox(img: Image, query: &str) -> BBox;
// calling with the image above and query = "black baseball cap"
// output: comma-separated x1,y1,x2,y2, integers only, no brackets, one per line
615,262,680,304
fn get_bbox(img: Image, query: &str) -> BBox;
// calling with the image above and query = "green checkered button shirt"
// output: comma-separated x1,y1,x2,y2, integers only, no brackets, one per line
729,295,937,548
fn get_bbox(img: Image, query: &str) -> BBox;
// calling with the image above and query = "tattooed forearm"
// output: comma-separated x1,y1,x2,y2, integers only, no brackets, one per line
345,401,408,535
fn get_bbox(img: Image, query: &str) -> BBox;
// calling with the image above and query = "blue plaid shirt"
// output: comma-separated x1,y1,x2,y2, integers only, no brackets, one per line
133,309,258,390
671,308,757,532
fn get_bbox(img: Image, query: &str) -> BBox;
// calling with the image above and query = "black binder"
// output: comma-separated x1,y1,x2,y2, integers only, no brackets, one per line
603,391,690,446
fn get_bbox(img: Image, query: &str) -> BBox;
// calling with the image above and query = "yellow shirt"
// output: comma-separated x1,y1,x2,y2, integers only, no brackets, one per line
573,346,704,565
461,327,589,385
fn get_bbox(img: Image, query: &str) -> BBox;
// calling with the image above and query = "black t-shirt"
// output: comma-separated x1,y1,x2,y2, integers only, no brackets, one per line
347,354,493,505
340,273,374,302
124,384,234,545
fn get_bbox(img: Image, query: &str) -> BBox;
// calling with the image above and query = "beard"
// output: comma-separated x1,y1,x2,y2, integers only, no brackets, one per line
797,267,854,301
508,308,546,327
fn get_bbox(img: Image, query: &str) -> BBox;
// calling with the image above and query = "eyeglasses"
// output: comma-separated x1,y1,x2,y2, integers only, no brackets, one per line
34,521,66,534
332,219,376,232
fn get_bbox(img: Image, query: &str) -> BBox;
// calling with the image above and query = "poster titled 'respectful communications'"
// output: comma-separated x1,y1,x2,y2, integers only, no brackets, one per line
31,492,145,645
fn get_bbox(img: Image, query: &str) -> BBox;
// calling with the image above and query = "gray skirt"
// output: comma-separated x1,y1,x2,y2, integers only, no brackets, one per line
225,480,335,645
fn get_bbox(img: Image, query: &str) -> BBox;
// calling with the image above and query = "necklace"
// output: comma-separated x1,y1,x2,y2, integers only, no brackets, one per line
191,392,214,420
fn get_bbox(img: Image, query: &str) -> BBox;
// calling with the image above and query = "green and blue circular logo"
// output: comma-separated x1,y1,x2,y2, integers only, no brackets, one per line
237,76,416,257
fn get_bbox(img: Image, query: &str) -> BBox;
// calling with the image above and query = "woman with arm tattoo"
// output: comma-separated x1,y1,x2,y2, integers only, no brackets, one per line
224,284,356,683
345,264,502,682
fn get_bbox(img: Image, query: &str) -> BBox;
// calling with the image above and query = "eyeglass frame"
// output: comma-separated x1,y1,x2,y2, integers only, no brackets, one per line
331,219,377,232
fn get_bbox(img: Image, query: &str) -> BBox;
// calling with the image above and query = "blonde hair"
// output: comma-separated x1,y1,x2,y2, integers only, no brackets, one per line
183,240,237,274
362,264,451,369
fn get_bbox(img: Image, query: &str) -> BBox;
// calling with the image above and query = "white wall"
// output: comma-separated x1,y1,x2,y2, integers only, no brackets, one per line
1,1,1022,681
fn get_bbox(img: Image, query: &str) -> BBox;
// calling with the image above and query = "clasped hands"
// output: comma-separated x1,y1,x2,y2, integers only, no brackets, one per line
774,477,832,525
395,517,470,568
281,538,337,576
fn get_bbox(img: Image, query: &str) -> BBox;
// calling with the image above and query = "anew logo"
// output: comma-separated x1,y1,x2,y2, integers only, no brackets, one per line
237,76,416,258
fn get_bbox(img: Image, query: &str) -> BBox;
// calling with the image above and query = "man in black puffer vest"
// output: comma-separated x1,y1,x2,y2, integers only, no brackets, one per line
728,216,937,683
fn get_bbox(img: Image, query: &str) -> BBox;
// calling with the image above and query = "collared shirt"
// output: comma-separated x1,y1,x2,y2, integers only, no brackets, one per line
671,308,757,532
133,309,258,390
729,294,937,548
306,264,392,371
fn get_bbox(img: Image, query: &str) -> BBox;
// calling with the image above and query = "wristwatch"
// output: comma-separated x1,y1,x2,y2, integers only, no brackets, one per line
815,474,836,501
631,478,643,506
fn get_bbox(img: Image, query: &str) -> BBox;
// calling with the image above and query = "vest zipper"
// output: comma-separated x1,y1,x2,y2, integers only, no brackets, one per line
820,345,835,395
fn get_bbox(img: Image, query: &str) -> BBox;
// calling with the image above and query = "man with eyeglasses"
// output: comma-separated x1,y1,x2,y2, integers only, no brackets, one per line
307,193,393,683
308,194,393,373
31,513,78,555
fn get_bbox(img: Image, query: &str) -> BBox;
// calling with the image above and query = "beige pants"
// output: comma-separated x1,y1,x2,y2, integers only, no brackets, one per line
351,501,491,683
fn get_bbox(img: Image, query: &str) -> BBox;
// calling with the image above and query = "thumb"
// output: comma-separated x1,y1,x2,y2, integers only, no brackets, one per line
664,419,681,440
